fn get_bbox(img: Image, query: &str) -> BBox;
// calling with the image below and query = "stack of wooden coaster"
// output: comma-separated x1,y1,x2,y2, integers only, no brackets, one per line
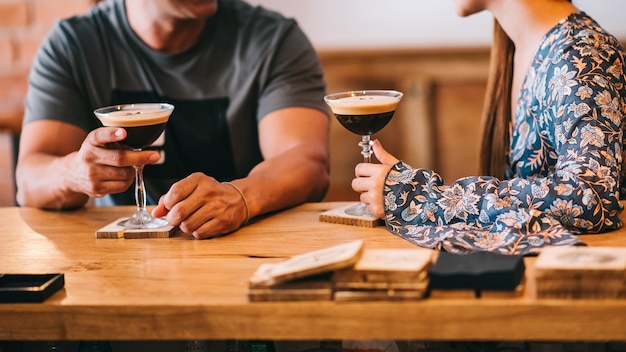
332,248,434,301
247,241,435,302
535,246,626,299
248,240,364,301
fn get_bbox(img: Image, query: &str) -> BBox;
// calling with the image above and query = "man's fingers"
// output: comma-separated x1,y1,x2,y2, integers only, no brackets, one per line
152,196,170,219
83,128,161,167
89,127,126,146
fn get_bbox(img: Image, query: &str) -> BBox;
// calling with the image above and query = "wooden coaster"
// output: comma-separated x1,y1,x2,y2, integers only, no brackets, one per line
332,248,434,287
248,287,333,302
95,217,176,239
319,203,384,228
535,246,626,299
334,280,429,291
248,240,365,287
248,265,333,302
334,289,427,301
535,246,626,275
330,249,433,301
353,248,433,274
428,288,478,299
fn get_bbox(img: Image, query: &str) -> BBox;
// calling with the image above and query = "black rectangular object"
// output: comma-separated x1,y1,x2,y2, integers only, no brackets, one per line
0,273,65,303
429,252,524,290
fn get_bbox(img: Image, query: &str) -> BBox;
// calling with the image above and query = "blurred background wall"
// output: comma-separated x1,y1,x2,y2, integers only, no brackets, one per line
0,0,624,205
247,0,626,50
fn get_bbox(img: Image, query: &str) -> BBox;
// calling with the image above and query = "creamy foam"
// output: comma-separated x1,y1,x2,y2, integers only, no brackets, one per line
95,104,173,127
325,94,401,115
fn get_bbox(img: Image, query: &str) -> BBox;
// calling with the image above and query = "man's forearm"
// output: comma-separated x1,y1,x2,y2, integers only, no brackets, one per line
239,147,329,219
16,153,89,209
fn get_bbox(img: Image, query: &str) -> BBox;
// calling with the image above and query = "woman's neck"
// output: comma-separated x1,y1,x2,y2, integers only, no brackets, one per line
489,0,578,54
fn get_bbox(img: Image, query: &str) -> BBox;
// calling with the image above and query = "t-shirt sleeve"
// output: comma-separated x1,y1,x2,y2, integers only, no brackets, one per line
254,19,328,121
24,20,96,132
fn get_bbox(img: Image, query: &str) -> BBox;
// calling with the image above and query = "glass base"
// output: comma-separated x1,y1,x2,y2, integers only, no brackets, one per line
344,202,374,217
118,209,168,229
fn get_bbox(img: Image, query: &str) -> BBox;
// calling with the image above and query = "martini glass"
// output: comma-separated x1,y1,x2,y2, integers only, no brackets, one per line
94,103,174,229
324,90,403,217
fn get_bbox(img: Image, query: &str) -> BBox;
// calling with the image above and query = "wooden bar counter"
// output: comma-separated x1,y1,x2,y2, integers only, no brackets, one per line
0,202,625,342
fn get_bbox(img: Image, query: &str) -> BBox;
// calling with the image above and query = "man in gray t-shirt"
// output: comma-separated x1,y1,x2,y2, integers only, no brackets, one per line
17,0,330,239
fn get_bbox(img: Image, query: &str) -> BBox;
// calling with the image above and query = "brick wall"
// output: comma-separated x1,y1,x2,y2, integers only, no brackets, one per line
0,0,97,133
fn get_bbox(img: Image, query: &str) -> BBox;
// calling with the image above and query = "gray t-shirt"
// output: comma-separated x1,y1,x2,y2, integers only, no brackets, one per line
24,0,328,205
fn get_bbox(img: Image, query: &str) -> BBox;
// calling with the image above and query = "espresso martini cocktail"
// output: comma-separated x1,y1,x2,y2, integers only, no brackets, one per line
94,103,174,229
325,92,401,137
324,90,403,217
325,90,402,163
95,103,173,149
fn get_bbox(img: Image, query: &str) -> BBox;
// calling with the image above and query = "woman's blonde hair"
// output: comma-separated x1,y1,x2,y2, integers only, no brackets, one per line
479,19,514,179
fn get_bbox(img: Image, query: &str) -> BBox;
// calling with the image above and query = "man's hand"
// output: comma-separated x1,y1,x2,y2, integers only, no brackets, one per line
152,173,248,239
16,121,162,209
67,127,161,197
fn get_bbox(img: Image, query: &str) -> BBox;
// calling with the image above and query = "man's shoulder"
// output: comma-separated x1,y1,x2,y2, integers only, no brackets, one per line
53,0,120,35
43,0,123,53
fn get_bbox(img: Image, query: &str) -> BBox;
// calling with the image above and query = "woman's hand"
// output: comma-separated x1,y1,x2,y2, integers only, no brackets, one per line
352,139,399,218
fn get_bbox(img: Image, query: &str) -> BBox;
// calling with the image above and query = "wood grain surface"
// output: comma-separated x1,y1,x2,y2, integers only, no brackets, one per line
0,202,625,341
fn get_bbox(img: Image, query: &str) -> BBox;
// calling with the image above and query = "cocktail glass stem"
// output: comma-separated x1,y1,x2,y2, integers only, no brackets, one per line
134,163,147,215
344,134,376,217
358,134,373,163
123,150,167,229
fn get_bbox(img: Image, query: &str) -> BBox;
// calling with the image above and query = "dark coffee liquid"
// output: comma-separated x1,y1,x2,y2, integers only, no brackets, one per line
334,111,395,135
121,122,166,149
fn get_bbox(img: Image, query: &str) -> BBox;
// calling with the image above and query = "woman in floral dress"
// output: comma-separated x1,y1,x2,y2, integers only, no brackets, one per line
353,0,626,255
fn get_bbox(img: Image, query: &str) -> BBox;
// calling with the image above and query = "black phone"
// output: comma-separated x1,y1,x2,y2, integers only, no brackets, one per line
0,273,65,303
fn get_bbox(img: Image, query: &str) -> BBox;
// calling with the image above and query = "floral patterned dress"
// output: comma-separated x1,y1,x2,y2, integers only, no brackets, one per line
383,12,626,255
